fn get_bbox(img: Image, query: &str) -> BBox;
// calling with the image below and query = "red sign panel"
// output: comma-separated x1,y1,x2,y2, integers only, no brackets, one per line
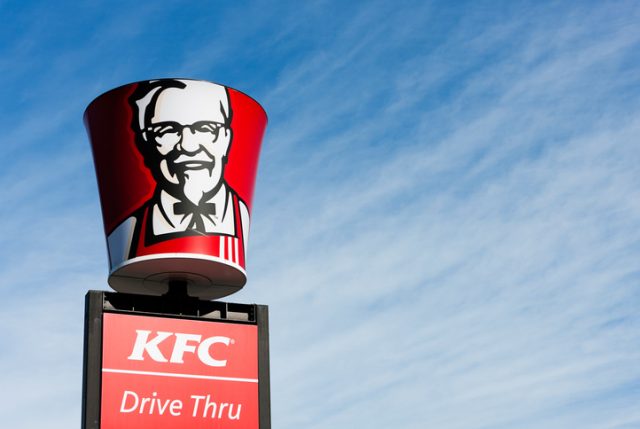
101,313,259,428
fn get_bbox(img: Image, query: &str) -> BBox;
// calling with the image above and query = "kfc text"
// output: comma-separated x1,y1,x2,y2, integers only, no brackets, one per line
127,330,232,367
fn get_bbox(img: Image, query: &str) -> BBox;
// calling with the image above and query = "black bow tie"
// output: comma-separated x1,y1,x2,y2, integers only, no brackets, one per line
174,201,217,232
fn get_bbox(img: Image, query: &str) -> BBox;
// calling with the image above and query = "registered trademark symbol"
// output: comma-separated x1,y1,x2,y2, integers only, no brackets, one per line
230,339,236,345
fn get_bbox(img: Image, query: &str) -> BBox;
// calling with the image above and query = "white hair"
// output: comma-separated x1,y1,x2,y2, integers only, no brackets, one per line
134,79,231,137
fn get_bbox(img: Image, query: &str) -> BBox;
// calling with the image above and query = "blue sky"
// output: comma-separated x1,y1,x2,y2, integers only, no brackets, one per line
1,0,639,427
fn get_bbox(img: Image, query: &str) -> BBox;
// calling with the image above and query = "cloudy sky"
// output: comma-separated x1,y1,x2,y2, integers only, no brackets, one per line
1,1,639,428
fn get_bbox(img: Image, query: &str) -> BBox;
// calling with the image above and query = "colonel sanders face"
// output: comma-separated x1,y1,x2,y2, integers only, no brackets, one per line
135,80,233,206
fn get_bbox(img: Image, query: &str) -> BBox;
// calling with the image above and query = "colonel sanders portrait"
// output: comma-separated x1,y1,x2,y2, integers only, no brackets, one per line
106,79,250,270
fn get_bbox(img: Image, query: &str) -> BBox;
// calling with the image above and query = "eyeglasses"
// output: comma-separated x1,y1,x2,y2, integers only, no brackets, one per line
145,121,227,146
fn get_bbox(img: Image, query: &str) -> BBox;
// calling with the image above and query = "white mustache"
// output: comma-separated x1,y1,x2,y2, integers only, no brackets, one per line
173,152,214,164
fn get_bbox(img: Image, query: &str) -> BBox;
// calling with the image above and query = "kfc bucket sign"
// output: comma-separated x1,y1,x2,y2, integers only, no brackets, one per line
84,79,267,299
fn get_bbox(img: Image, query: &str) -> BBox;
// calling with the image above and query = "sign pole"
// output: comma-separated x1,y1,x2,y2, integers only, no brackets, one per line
82,291,104,429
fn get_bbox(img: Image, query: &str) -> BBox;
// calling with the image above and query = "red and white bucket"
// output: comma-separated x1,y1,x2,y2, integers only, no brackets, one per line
84,79,267,299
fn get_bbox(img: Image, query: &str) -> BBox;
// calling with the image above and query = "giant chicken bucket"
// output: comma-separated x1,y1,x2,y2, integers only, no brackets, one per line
84,79,267,299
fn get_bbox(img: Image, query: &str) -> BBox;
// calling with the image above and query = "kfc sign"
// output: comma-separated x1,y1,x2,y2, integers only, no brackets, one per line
100,312,260,429
84,79,267,299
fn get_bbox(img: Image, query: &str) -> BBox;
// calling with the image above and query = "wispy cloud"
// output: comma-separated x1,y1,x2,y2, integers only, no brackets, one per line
237,2,640,428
